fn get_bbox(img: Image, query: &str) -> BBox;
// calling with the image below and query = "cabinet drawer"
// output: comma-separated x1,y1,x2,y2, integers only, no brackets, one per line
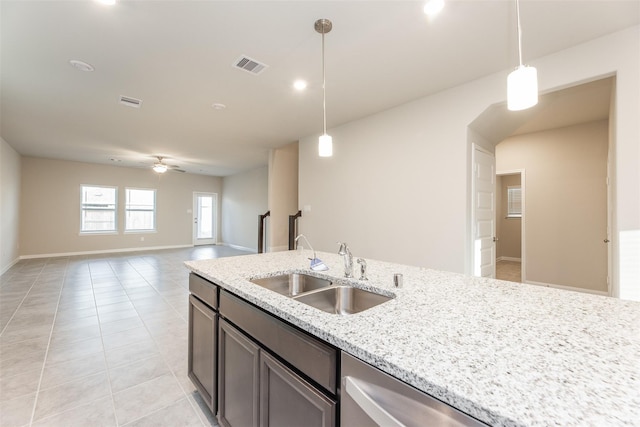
220,290,337,394
189,273,218,308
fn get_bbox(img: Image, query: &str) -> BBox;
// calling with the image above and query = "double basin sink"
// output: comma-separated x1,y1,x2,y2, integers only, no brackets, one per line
250,273,392,315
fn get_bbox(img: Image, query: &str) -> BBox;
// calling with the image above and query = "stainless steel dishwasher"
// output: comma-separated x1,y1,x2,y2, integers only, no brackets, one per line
341,352,487,426
188,273,219,414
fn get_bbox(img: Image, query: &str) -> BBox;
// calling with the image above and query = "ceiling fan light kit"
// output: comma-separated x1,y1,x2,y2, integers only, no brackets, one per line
153,162,168,173
151,156,185,174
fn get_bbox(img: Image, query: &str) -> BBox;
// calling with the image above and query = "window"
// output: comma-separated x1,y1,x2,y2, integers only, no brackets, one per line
81,185,117,232
126,188,156,231
507,186,522,218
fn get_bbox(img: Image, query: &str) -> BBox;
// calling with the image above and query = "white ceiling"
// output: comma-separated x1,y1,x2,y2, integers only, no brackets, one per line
2,1,638,176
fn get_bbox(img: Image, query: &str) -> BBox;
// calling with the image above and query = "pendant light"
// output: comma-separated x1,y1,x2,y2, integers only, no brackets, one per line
315,19,333,157
507,0,538,111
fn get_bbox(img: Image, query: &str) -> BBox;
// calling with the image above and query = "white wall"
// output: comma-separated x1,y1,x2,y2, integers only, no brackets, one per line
19,157,222,257
0,138,21,273
221,166,268,252
299,84,476,271
299,26,639,300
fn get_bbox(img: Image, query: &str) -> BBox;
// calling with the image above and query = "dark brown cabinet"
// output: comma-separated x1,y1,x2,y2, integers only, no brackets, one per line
188,295,216,410
218,318,260,427
218,290,336,427
188,274,219,413
260,350,335,427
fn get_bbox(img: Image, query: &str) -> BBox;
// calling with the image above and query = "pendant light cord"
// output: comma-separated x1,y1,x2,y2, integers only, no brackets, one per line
515,0,523,67
322,29,327,135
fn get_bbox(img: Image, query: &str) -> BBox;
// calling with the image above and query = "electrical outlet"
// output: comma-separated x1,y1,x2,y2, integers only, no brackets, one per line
140,237,144,242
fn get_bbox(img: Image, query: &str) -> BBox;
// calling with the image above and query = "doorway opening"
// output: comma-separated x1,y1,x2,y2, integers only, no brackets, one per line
193,192,218,246
495,171,525,282
469,76,613,295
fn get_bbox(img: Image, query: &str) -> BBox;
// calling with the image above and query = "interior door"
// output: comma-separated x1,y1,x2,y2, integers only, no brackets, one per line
193,192,217,246
472,145,496,278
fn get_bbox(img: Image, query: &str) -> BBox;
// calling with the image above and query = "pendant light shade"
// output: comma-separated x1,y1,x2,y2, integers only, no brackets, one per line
507,0,538,111
315,19,332,157
319,134,333,157
508,65,538,111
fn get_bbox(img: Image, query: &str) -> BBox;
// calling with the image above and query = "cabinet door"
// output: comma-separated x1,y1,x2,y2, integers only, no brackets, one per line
260,351,336,427
188,295,216,413
218,319,260,427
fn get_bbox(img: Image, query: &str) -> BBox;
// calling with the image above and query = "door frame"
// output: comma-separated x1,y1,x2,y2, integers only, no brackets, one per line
193,192,218,246
496,169,527,283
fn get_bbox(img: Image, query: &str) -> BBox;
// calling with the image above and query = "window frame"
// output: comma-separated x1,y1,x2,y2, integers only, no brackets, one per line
506,185,522,218
124,187,157,233
80,185,118,234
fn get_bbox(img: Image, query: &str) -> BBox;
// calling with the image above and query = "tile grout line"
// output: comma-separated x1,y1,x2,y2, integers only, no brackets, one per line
104,256,185,426
125,257,208,426
27,258,68,427
118,396,196,427
94,259,122,427
0,266,42,337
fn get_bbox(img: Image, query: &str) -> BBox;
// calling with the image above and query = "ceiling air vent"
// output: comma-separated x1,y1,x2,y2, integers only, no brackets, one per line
233,55,268,75
119,95,142,108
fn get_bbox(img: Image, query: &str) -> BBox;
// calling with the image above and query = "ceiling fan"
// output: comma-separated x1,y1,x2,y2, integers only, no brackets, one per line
152,156,185,174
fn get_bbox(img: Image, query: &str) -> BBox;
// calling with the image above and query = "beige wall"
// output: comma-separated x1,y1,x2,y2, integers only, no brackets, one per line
496,174,522,260
19,157,222,256
496,121,608,293
267,143,298,252
1,138,21,272
298,26,639,301
221,166,268,252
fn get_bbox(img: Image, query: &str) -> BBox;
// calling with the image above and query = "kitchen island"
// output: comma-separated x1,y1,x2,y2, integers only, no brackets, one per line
185,250,640,427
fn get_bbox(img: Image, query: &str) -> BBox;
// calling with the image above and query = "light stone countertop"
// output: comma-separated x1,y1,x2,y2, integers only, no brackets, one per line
185,250,640,427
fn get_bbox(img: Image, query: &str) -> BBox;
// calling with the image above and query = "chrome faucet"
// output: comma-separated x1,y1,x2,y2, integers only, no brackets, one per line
357,258,368,281
337,242,353,278
295,234,328,271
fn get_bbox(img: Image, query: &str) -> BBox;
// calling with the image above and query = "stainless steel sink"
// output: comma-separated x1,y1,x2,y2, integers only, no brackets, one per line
250,273,332,297
293,286,392,315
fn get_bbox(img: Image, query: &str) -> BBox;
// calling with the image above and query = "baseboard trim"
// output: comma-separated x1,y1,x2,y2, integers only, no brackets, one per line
525,280,609,296
1,257,21,276
220,242,256,253
18,244,194,260
497,257,521,262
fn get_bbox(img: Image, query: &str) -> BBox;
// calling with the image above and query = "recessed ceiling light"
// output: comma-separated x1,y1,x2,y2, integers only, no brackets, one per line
69,59,94,72
212,103,227,110
424,0,445,16
293,80,308,91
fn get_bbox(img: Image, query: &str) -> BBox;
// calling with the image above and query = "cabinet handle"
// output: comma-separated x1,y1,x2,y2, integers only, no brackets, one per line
344,376,404,427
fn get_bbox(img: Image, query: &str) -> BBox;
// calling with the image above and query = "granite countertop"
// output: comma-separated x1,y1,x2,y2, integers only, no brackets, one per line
185,250,640,427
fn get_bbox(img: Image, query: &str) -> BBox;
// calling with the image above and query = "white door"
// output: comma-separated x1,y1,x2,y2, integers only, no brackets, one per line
193,192,217,246
472,145,496,278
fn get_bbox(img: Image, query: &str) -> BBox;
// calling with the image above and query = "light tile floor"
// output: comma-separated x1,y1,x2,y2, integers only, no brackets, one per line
0,245,252,427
